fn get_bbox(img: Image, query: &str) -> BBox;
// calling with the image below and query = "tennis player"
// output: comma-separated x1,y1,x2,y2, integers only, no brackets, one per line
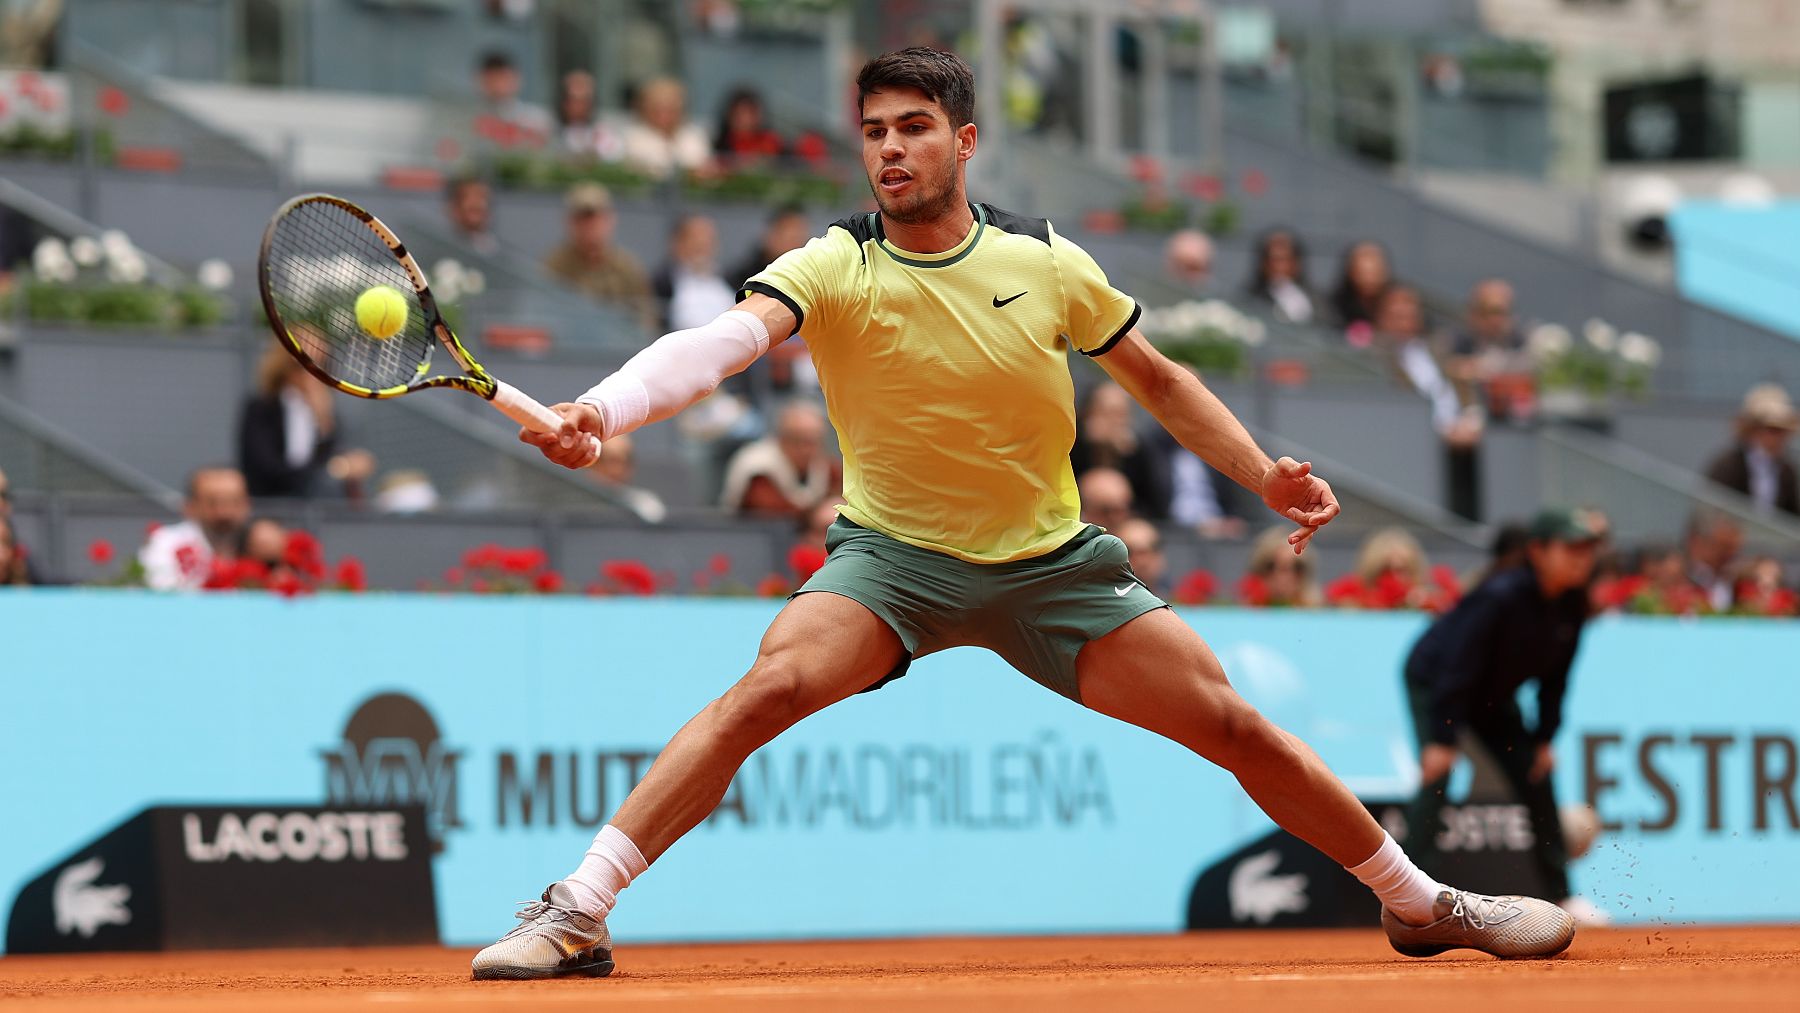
474,48,1574,979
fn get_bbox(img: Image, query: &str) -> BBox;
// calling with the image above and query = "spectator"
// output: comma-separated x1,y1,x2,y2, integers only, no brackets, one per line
1162,431,1248,539
374,470,440,514
1374,284,1483,520
557,70,622,159
1449,279,1525,365
140,467,251,591
474,49,553,145
1241,525,1322,607
713,86,785,170
445,176,500,256
1345,526,1435,609
587,433,668,524
0,512,30,586
1164,229,1213,294
1684,507,1744,611
1703,383,1800,517
1734,556,1795,615
542,183,655,331
732,205,815,397
1077,467,1134,530
1114,517,1168,596
1244,227,1313,324
239,516,291,577
620,77,716,181
0,465,46,583
652,213,736,332
720,401,841,519
1329,239,1392,332
730,203,811,288
1070,382,1170,519
238,344,374,499
797,495,847,553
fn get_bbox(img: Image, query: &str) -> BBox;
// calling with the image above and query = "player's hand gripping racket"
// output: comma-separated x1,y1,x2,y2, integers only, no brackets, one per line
257,193,598,456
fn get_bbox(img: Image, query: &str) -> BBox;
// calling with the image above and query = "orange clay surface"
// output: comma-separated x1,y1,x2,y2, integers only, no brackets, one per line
3,926,1798,1011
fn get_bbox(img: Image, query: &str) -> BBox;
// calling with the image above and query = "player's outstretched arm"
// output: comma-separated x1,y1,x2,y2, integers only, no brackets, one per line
1095,329,1340,552
519,294,798,468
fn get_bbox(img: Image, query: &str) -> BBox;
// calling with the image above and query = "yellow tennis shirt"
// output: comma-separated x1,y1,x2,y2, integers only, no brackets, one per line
745,203,1141,563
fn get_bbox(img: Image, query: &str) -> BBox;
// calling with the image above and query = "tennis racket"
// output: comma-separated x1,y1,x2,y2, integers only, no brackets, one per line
256,193,597,454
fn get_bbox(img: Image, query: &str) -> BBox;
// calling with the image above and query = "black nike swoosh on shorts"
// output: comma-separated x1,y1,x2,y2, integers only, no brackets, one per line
992,291,1027,308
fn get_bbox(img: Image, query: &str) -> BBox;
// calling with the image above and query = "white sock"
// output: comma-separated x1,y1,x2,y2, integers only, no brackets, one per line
561,824,648,918
1346,832,1444,925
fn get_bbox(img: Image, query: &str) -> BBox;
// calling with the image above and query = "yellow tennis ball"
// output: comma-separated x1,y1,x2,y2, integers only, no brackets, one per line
354,285,409,339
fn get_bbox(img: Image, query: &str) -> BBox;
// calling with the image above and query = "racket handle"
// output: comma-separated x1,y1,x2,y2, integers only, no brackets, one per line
491,380,603,457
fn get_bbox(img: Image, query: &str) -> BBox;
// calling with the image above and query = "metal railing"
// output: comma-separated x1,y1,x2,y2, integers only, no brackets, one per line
1539,426,1800,548
0,393,181,509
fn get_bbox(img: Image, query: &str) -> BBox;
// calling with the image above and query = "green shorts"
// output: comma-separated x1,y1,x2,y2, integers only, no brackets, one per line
794,518,1168,702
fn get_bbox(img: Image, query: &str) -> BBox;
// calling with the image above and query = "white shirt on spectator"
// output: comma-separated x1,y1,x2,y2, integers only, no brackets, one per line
1746,446,1780,513
620,121,712,180
1169,451,1225,527
668,266,737,332
139,520,213,591
1396,338,1462,432
1268,279,1314,324
279,386,317,469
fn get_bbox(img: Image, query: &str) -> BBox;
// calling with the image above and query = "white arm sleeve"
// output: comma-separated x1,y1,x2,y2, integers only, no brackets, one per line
577,308,771,439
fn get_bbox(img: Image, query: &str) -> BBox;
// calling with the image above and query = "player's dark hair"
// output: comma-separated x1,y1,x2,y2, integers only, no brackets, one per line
856,47,975,127
479,50,515,73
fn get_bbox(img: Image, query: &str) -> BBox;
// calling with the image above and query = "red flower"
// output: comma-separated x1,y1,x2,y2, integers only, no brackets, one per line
1172,569,1217,606
1325,574,1366,607
756,574,792,598
533,570,564,594
270,570,304,598
1129,155,1163,183
87,539,115,566
1370,571,1414,610
1594,574,1647,610
601,560,658,596
174,544,202,576
1767,588,1800,616
469,577,490,594
464,544,504,570
443,566,466,586
1236,573,1271,607
788,545,828,582
503,548,548,575
1241,168,1269,196
284,530,325,580
144,521,162,537
335,557,367,592
709,553,732,576
583,581,607,596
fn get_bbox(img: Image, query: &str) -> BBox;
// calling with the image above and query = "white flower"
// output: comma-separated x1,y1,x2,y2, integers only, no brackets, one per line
1618,331,1661,368
460,268,485,296
105,250,148,284
1243,318,1266,347
1528,323,1571,360
1582,318,1617,353
196,259,234,291
69,235,103,268
431,258,465,290
32,237,70,278
99,229,134,258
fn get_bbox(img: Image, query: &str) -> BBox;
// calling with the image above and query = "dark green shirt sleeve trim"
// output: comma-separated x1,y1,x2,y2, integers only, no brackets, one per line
1081,302,1142,357
742,281,804,332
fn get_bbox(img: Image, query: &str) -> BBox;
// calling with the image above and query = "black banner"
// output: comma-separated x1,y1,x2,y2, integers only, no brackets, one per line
6,805,436,953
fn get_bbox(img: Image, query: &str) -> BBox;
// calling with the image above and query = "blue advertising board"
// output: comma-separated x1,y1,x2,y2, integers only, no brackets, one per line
2,590,1796,951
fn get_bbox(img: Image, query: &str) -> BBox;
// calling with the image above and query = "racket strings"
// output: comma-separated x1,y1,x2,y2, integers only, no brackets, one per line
264,200,436,391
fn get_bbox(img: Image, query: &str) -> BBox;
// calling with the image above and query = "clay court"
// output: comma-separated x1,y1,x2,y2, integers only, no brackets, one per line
4,926,1798,1011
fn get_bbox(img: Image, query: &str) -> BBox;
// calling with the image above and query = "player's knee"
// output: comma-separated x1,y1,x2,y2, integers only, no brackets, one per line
715,658,809,740
1204,696,1283,770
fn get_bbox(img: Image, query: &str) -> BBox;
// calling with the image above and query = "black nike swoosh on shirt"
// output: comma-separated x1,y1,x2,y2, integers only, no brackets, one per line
992,291,1028,308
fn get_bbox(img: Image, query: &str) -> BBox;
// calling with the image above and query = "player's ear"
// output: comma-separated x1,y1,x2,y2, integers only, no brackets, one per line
956,121,977,162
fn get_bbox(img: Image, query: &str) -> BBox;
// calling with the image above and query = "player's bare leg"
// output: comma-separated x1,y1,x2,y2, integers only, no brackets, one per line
1075,607,1575,959
610,590,906,860
472,591,904,979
